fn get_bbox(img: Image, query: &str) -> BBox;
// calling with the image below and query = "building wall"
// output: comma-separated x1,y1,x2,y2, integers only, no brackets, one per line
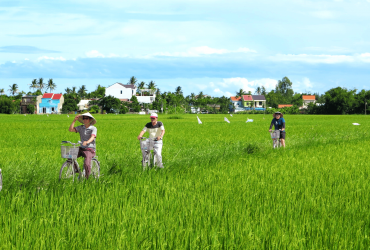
137,95,156,104
105,83,136,99
39,98,61,113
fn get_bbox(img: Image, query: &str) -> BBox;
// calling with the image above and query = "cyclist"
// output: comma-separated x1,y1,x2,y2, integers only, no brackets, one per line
68,112,97,178
137,113,165,168
268,111,286,147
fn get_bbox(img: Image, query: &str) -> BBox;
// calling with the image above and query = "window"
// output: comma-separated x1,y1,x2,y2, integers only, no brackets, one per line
120,90,122,94
51,107,55,112
259,102,262,106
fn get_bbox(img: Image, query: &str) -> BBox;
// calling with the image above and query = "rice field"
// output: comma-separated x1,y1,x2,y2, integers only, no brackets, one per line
1,114,370,249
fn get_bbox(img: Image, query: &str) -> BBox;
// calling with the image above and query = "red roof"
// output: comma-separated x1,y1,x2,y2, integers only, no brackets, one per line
230,96,241,101
278,104,293,108
302,95,315,100
52,94,62,100
42,93,53,98
242,95,253,101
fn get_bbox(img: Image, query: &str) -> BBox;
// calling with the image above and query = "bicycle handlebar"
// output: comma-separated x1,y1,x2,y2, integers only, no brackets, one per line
139,137,158,141
61,141,80,146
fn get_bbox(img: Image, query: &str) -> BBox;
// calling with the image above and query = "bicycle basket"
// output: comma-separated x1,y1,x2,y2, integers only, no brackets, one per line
270,130,280,139
140,139,154,151
61,145,79,159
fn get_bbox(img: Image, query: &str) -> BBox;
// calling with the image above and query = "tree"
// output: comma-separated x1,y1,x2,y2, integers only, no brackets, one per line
65,87,72,94
324,87,357,114
175,86,183,96
90,85,105,98
100,96,121,113
78,85,87,98
138,81,145,89
0,98,17,114
130,95,141,112
235,89,246,98
255,86,261,95
261,86,266,95
27,104,35,114
89,105,100,114
47,79,56,93
38,78,45,93
30,79,38,92
8,83,18,96
128,76,138,86
61,93,81,113
0,88,4,96
147,80,156,90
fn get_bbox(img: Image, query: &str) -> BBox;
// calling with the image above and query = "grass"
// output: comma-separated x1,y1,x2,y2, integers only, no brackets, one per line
0,114,370,249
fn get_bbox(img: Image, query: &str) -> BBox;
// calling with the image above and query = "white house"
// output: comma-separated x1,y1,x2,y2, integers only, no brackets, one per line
105,83,156,104
77,100,90,110
105,83,137,100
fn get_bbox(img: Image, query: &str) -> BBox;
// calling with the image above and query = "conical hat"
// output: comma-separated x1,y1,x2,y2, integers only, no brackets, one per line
78,112,97,125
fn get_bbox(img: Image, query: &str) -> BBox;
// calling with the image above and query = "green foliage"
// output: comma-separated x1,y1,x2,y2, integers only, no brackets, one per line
89,105,100,114
100,96,121,113
130,95,141,112
62,93,81,113
0,98,18,114
26,104,35,114
89,85,105,98
324,87,357,114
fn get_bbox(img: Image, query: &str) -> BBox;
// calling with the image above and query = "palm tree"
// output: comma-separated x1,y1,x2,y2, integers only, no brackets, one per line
197,91,204,99
65,87,72,94
255,86,262,95
235,89,247,98
175,86,183,96
72,86,77,94
8,83,18,96
0,88,4,97
78,85,87,98
47,79,56,93
128,76,137,86
30,79,38,92
38,78,45,93
138,81,145,89
190,93,195,100
147,80,156,90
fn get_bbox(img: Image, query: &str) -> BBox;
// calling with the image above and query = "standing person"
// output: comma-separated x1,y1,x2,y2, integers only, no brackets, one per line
269,111,286,147
68,112,97,178
137,113,165,168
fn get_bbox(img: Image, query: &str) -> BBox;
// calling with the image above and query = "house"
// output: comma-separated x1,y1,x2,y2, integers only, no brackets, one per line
20,95,42,114
251,95,266,110
77,100,90,111
39,93,64,114
229,96,244,112
302,95,316,108
242,95,253,110
278,104,293,108
105,82,156,104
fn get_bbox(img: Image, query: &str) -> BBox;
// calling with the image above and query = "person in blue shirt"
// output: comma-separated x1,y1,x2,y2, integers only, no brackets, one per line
269,111,286,147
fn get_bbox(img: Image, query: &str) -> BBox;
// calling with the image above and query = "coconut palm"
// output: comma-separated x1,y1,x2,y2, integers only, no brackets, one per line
147,80,156,90
235,89,247,98
128,76,137,86
190,93,195,100
78,85,87,98
175,86,183,96
72,86,77,94
30,79,38,91
8,83,18,96
38,78,45,93
65,87,72,94
255,86,262,95
47,79,56,93
138,81,145,89
0,88,4,97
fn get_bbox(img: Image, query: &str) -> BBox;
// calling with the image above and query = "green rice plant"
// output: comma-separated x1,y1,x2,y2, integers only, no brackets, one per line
0,114,370,249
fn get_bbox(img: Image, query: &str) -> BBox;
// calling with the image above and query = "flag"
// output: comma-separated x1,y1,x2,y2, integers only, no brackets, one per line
230,114,233,117
197,116,202,124
224,117,230,123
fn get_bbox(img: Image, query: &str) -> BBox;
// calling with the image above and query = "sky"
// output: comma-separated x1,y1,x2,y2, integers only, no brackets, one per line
1,0,370,97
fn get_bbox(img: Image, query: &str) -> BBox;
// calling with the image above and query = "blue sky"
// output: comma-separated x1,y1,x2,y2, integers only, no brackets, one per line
1,0,370,97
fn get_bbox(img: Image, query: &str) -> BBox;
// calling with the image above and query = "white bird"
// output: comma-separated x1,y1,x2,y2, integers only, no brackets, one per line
67,115,69,117
230,114,233,117
352,123,360,125
197,116,202,124
224,117,230,123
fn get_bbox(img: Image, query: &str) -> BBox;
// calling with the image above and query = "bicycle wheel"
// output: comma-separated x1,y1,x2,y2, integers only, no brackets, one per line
59,160,75,180
91,158,100,179
0,169,3,191
142,151,151,170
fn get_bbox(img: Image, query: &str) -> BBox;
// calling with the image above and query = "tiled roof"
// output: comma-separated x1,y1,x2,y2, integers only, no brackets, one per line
52,94,62,100
302,95,315,100
230,96,241,101
242,95,253,101
116,83,136,89
42,93,53,98
251,95,266,101
278,104,293,108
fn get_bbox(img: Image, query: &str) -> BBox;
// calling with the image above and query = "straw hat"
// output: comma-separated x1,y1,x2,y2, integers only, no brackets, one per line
273,111,283,118
78,112,97,125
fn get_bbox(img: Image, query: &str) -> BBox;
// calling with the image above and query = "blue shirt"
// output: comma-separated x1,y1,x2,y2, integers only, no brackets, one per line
270,118,285,131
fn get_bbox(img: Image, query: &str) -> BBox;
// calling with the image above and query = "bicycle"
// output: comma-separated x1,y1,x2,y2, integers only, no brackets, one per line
59,141,100,181
139,137,160,170
0,169,2,191
270,130,282,148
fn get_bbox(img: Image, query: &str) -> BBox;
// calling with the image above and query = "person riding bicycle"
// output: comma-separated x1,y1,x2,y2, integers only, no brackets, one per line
269,111,286,147
137,113,165,168
68,112,97,178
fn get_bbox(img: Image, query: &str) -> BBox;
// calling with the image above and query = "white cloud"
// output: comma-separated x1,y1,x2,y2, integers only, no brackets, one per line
149,46,256,57
272,54,355,64
311,11,335,19
37,56,66,61
85,50,120,58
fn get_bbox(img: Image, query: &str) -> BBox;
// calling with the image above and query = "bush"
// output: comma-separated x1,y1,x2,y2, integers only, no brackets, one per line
27,104,35,114
89,105,100,114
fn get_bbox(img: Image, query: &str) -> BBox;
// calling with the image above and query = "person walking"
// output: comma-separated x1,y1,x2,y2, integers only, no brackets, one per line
269,111,286,147
137,113,165,168
68,112,97,178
